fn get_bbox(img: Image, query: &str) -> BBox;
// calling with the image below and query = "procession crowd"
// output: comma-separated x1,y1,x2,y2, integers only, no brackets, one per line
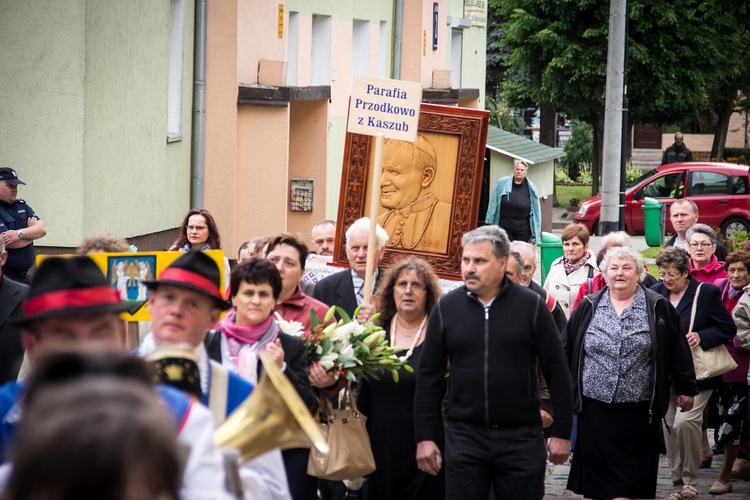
2,165,750,500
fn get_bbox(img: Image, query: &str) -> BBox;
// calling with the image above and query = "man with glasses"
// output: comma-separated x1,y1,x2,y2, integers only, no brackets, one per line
666,199,727,260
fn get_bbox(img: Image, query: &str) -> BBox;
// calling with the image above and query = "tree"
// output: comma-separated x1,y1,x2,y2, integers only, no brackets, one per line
492,0,740,195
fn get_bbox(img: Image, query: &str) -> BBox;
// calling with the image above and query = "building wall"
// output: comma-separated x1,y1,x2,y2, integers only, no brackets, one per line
83,0,195,240
0,0,194,249
205,0,240,253
0,0,86,247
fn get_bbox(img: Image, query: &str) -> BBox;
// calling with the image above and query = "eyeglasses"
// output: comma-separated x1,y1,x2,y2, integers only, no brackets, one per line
658,272,681,281
395,281,426,292
314,237,335,246
187,225,207,231
689,242,714,249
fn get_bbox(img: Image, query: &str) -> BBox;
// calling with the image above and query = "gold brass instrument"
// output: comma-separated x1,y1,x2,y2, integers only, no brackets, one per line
214,353,330,463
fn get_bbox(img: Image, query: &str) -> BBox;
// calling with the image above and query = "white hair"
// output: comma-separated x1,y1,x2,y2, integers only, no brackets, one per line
345,217,389,250
601,246,644,284
601,231,632,249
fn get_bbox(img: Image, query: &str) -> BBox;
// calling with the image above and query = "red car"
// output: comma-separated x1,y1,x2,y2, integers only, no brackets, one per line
573,162,750,237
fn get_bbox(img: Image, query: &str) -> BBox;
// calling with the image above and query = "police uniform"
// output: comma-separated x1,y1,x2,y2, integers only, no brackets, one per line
0,199,38,282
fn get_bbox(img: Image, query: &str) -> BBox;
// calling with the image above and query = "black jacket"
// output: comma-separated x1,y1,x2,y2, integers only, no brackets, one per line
204,329,314,408
651,277,736,391
312,267,383,318
0,277,27,383
564,286,698,418
414,278,573,441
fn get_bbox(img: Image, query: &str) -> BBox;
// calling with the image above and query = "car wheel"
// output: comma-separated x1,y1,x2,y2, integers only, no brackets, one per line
721,217,750,238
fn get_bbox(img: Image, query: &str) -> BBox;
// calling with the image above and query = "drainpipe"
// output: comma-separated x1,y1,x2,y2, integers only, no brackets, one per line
393,0,403,79
191,0,207,208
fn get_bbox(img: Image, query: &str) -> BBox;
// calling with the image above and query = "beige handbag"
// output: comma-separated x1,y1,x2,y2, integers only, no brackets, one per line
689,283,737,381
307,384,376,481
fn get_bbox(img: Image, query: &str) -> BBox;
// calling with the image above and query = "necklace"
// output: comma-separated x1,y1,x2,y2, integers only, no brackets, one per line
390,313,428,361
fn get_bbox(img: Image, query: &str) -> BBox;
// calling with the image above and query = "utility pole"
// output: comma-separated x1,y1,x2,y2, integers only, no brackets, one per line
600,0,627,235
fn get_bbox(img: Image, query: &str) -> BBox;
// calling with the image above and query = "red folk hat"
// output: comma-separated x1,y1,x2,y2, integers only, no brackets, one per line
18,256,131,326
143,251,230,310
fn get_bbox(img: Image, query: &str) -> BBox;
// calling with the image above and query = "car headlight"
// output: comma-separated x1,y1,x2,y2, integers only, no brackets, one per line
577,204,588,215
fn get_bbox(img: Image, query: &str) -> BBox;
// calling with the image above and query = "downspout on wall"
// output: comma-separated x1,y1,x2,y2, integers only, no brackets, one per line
191,0,207,208
392,0,403,79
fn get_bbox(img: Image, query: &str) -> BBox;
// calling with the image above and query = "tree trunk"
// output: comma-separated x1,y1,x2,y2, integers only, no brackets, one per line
591,121,604,196
710,99,734,161
540,102,556,147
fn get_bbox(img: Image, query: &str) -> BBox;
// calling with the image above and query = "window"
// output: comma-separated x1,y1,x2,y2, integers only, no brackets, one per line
352,20,370,78
379,21,388,78
689,171,728,196
642,173,683,198
733,176,748,195
311,14,331,85
167,0,185,142
287,12,299,85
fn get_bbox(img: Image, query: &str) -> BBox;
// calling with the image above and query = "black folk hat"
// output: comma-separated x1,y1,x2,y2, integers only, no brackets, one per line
19,256,131,326
0,167,25,185
144,250,230,310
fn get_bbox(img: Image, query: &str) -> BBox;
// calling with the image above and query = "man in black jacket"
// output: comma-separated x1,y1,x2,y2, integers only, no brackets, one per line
414,226,573,499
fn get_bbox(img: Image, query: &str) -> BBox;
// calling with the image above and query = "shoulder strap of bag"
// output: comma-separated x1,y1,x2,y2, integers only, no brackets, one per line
208,359,230,427
688,283,702,334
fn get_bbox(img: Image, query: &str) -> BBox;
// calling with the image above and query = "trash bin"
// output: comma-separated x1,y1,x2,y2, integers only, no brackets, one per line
539,232,563,284
642,197,665,247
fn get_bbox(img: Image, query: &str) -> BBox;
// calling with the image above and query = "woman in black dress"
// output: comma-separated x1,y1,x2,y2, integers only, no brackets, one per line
564,246,698,499
358,256,444,499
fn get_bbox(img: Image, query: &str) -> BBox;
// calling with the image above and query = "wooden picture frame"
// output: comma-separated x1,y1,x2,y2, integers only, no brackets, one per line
334,103,490,279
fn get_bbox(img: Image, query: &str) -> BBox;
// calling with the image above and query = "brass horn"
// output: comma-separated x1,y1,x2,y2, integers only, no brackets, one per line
214,353,329,463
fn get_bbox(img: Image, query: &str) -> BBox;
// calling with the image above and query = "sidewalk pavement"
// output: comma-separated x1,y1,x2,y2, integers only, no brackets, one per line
544,452,750,498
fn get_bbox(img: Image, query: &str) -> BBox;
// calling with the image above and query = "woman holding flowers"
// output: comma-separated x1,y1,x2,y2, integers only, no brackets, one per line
357,256,445,499
204,257,316,500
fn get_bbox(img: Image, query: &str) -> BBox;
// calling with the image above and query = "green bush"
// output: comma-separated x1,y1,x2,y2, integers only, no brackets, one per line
485,96,525,136
560,122,593,182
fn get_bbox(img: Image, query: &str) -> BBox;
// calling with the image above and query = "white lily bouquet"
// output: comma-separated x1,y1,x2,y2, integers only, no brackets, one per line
275,305,413,383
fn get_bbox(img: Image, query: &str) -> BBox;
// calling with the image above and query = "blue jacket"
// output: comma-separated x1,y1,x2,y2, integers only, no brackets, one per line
485,175,542,243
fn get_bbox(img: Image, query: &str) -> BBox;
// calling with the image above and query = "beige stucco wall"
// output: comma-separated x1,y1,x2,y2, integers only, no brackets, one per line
236,106,291,243
1,0,193,248
205,0,239,253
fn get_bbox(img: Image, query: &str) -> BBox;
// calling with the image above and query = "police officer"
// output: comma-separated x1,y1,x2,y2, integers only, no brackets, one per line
0,168,46,284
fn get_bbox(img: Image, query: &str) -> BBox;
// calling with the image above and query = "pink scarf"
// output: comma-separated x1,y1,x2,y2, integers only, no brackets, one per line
219,311,279,359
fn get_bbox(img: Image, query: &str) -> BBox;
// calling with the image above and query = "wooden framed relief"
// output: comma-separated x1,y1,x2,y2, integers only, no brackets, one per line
334,103,490,279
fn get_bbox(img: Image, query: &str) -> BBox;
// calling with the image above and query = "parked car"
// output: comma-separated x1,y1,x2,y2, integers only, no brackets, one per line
573,162,750,237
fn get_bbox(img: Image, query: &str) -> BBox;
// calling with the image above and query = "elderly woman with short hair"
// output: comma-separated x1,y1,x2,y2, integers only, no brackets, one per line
687,223,727,283
485,160,542,243
565,246,697,500
652,246,736,499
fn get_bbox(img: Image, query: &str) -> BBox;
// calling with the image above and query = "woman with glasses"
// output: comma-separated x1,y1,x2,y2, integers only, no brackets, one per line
170,208,230,284
687,224,727,283
358,256,444,499
708,250,750,494
652,246,736,499
544,223,599,317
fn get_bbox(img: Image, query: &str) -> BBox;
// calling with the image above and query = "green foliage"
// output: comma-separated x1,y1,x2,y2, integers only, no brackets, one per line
724,230,749,253
577,163,593,185
625,162,644,183
560,122,593,181
485,96,525,135
554,166,573,184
